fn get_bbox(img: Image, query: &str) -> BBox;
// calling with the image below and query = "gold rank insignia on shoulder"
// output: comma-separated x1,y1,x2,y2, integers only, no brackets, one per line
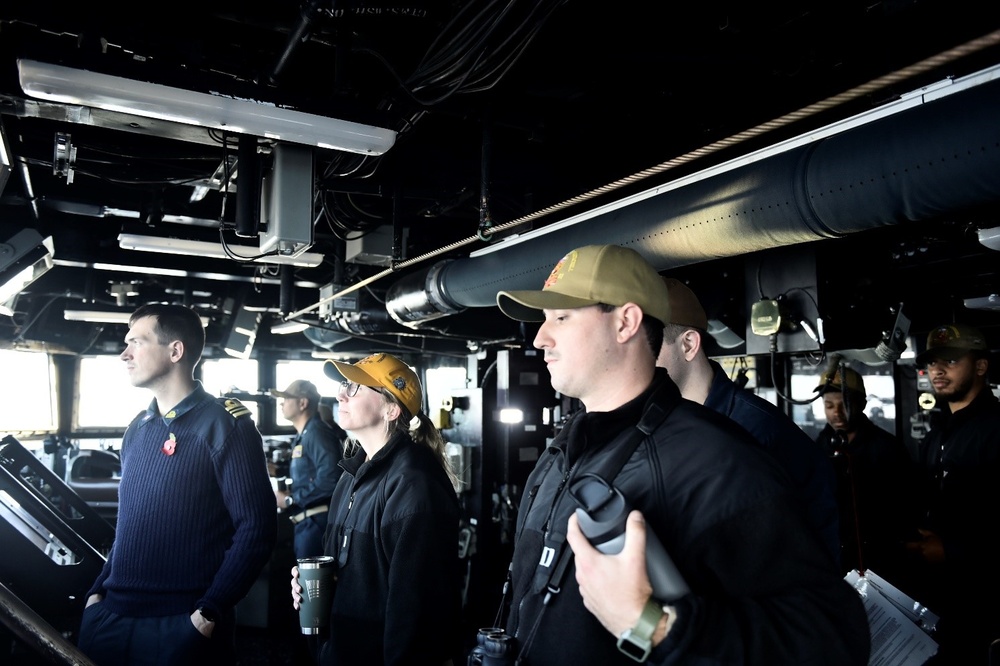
222,398,251,418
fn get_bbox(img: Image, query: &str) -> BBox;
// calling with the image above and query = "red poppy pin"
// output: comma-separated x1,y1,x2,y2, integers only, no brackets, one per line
162,433,177,456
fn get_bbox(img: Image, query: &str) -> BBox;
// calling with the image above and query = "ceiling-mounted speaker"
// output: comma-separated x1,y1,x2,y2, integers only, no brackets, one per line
259,143,314,258
235,135,261,238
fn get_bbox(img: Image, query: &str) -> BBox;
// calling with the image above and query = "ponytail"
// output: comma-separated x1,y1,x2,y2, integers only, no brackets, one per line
383,395,459,490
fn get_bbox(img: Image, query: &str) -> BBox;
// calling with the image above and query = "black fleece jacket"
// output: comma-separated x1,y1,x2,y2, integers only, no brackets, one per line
320,431,461,666
506,369,870,665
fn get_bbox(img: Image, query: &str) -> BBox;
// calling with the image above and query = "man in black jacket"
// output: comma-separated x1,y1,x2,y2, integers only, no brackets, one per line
496,244,869,665
907,323,1000,665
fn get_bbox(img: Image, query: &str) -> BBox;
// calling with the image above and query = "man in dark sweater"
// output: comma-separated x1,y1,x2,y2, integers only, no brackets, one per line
77,304,276,666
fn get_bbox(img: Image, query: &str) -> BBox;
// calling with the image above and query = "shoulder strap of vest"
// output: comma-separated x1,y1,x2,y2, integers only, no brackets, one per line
548,380,677,588
587,380,675,485
554,381,677,579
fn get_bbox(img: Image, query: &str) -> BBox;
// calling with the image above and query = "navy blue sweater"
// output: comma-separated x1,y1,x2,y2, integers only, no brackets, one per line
88,384,276,618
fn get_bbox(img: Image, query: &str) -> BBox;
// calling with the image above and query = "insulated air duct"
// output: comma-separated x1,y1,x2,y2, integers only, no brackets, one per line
387,68,1000,327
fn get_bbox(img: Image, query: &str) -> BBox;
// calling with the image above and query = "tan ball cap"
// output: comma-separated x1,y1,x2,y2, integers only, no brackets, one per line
497,244,670,324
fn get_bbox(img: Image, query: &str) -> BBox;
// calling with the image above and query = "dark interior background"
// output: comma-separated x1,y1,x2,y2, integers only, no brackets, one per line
1,1,999,363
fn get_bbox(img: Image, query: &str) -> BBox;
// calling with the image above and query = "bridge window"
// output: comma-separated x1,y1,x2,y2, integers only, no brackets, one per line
77,355,149,429
201,358,260,423
0,350,56,434
275,359,341,427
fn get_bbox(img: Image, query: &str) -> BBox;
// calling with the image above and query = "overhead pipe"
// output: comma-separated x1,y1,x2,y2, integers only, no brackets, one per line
387,72,1000,326
261,0,326,86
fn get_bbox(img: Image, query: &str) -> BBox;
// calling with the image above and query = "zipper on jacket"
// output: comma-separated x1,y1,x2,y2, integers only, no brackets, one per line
336,491,357,566
520,484,540,532
542,461,576,539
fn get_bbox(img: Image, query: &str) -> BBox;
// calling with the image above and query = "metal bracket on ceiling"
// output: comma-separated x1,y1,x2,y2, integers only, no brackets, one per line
52,132,76,184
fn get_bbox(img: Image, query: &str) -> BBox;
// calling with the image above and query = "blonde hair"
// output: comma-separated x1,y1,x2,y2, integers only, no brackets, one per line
381,391,459,489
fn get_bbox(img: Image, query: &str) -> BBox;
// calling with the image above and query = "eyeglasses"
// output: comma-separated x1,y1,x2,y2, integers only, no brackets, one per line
339,380,362,398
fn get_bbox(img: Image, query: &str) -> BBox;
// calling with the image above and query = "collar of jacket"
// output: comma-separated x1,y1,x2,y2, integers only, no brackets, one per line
561,368,679,465
940,385,1000,430
340,430,410,479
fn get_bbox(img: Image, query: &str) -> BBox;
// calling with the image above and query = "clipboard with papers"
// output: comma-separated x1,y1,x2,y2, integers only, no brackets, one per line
845,569,939,666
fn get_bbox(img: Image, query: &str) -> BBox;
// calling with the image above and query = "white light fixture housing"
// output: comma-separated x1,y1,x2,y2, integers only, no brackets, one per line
707,318,745,349
64,309,211,326
498,408,524,424
17,59,397,155
271,320,313,335
117,233,324,268
0,120,11,199
224,309,261,359
977,225,1000,251
0,229,55,316
63,309,132,324
964,294,1000,311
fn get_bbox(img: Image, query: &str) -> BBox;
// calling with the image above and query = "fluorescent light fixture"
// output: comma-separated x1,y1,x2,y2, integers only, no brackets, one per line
978,225,1000,251
63,309,132,324
117,233,324,268
271,320,313,335
64,309,209,325
498,408,524,424
18,59,397,155
0,120,11,199
0,229,55,316
89,261,283,283
964,294,1000,311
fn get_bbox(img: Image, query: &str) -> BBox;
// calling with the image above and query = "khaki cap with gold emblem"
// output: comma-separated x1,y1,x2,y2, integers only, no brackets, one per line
496,244,670,324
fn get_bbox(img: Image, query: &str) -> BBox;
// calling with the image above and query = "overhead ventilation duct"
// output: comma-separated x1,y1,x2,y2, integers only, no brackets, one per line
386,262,466,327
387,68,1000,327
